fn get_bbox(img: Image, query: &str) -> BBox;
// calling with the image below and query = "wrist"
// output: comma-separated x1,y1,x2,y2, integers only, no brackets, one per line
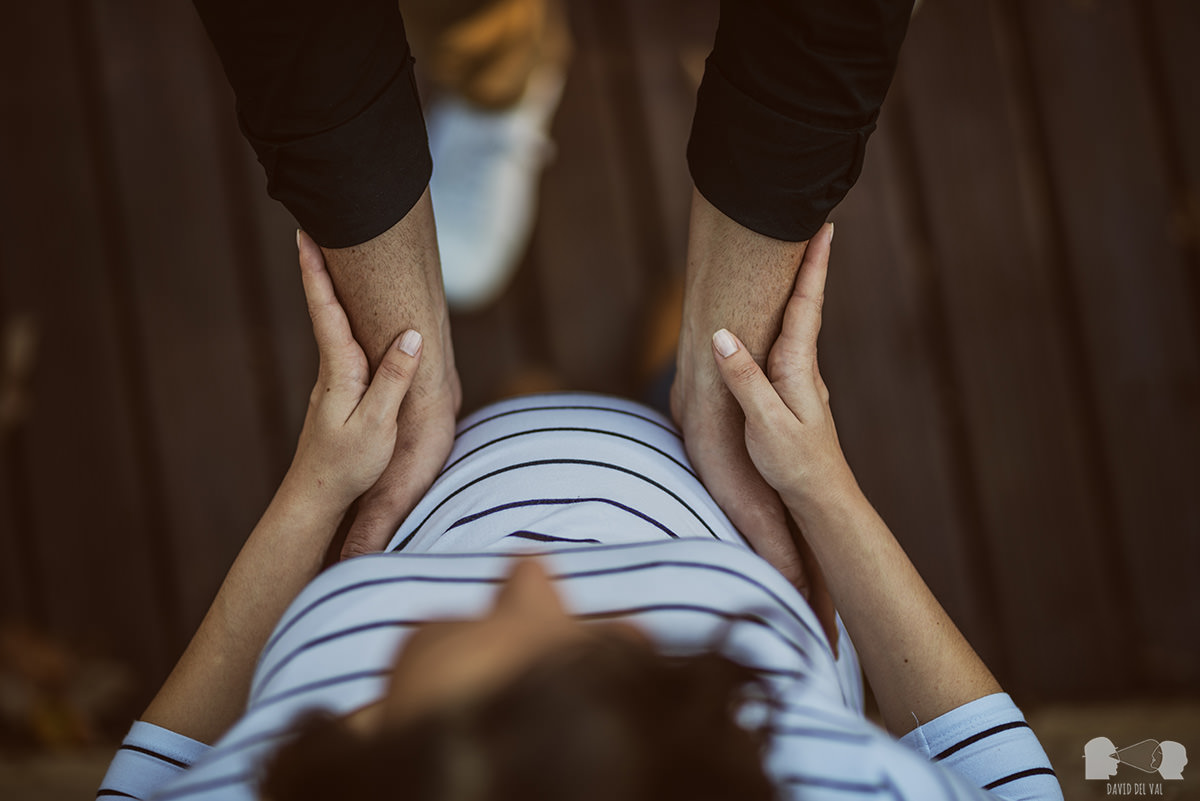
780,470,866,534
275,467,355,529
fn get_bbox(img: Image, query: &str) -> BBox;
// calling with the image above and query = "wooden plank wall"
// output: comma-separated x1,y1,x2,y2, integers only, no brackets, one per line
0,0,310,718
0,0,1195,725
2,0,173,688
820,112,1004,673
893,0,1131,697
1013,0,1200,690
874,0,1198,698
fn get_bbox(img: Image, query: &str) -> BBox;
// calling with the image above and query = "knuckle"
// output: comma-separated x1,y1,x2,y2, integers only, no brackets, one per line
777,553,807,587
341,521,384,560
340,537,376,560
375,356,413,385
774,341,812,371
797,287,824,314
727,357,762,386
795,342,817,364
307,299,334,324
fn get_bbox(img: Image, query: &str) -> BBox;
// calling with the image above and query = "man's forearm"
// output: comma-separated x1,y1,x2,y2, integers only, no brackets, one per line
317,188,461,558
671,188,815,590
321,188,449,375
678,188,808,375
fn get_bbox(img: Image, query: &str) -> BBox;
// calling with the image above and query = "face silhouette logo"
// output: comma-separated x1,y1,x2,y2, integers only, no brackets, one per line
1084,737,1187,780
1085,737,1121,780
1154,741,1188,780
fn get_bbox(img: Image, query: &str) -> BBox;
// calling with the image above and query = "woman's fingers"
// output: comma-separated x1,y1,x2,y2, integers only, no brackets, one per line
779,222,832,365
358,330,422,426
712,329,792,429
297,230,361,374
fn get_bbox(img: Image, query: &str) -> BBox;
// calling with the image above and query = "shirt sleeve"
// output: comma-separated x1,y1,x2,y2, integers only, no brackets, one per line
192,0,432,248
96,720,211,800
901,693,1064,801
687,0,914,242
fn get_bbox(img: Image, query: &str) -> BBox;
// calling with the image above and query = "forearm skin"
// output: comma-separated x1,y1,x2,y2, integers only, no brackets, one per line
141,477,345,744
785,485,1001,736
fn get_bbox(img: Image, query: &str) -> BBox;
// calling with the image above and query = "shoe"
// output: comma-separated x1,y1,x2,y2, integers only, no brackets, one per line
427,65,566,312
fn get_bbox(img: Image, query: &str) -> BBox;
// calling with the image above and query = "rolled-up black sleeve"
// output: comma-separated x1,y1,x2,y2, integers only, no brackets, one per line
688,0,914,242
193,0,431,248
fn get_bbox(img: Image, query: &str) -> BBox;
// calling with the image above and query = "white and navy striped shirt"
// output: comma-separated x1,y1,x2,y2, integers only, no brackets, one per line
99,393,1061,800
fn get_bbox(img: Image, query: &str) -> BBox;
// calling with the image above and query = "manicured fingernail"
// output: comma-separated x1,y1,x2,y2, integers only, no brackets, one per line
713,328,738,358
296,229,303,250
398,329,422,356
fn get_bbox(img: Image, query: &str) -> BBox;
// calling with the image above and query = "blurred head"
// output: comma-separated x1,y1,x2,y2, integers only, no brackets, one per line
260,559,777,801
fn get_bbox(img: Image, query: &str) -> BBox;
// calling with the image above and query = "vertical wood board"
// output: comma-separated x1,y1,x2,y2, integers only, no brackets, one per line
1016,0,1200,687
534,0,648,394
0,456,30,624
610,0,694,279
896,0,1127,696
1146,0,1200,257
824,117,998,666
0,0,170,683
87,0,275,634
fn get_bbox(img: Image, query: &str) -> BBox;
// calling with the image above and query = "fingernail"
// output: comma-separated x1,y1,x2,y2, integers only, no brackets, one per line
398,329,422,356
713,328,738,358
826,221,835,242
296,229,303,250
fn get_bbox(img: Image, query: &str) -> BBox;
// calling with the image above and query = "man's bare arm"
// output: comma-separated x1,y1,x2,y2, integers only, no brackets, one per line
676,0,913,592
672,188,810,586
320,188,461,557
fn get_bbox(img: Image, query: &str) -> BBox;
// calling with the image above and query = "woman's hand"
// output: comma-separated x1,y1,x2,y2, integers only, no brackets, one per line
286,230,424,513
712,223,1006,728
139,232,425,742
710,223,856,518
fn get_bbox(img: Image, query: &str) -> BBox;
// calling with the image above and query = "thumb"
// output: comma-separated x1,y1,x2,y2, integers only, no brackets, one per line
711,329,790,428
359,330,422,424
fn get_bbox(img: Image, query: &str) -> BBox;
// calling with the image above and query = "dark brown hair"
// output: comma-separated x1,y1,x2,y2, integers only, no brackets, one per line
260,634,778,801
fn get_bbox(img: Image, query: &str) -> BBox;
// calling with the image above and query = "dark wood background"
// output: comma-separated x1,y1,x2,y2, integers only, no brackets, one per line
1,0,1196,726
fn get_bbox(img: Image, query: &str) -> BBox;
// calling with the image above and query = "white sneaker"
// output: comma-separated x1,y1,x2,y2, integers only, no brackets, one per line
428,66,566,312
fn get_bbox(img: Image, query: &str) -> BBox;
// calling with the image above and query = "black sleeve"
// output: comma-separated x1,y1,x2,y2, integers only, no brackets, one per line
687,0,914,242
193,0,432,248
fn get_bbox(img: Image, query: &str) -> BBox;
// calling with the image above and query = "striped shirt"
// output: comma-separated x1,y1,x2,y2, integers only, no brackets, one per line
99,393,1061,800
